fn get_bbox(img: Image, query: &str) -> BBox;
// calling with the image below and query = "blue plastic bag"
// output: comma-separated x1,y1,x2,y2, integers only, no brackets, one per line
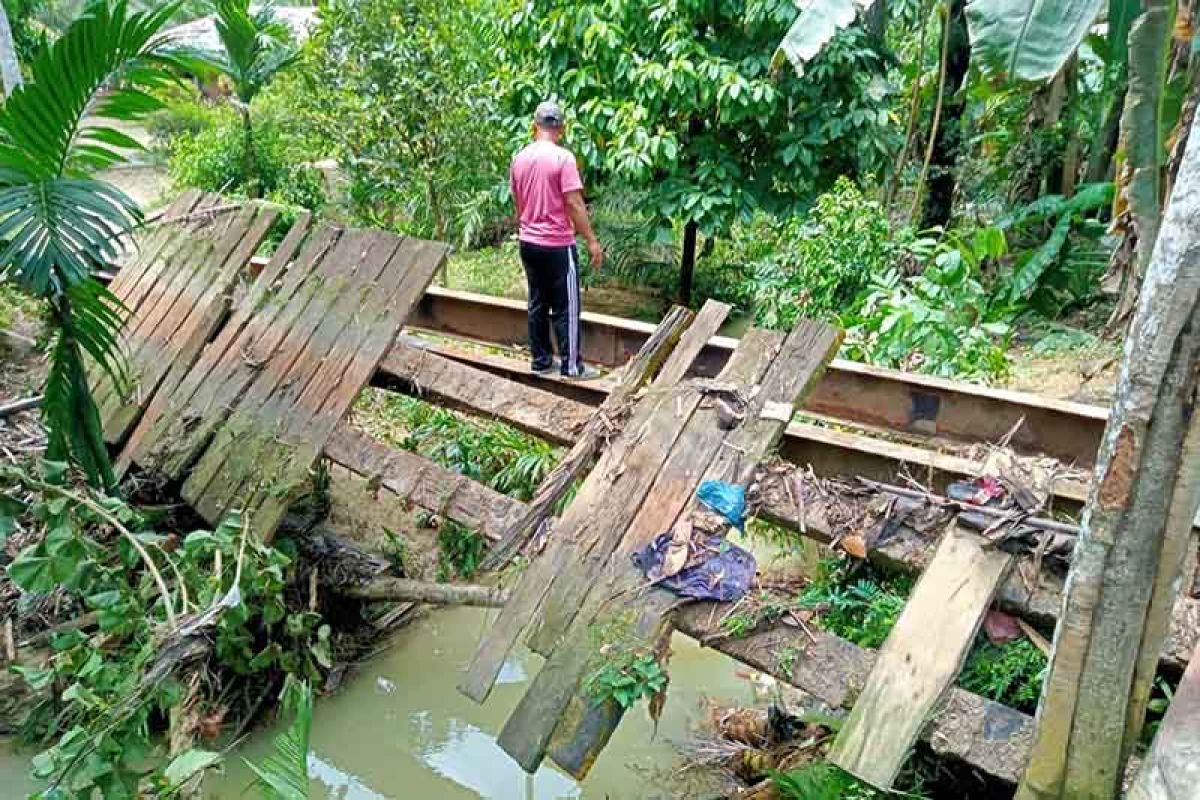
697,480,746,530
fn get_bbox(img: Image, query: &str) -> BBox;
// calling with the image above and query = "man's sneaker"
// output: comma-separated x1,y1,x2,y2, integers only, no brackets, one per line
532,359,558,375
561,364,602,382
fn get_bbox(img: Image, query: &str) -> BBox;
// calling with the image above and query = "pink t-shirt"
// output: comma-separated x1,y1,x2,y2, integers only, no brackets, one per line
510,140,584,247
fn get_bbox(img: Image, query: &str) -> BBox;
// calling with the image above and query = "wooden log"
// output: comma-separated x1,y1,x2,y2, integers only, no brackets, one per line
1127,640,1200,799
480,304,697,571
343,577,509,607
1017,109,1200,799
325,424,518,542
379,337,594,446
828,524,1014,788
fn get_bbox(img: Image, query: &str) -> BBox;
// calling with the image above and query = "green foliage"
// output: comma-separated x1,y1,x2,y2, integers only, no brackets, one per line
966,0,1105,82
1,462,327,796
0,0,191,488
727,178,896,326
959,638,1047,712
360,392,562,502
501,0,897,242
245,677,313,800
301,0,510,245
797,557,912,648
167,110,326,209
772,762,883,800
842,231,1012,382
436,519,486,581
444,241,527,299
720,591,802,638
1142,675,1176,746
584,616,668,710
204,0,299,105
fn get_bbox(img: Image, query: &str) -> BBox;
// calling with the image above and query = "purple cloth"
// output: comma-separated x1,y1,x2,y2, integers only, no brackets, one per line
631,533,756,602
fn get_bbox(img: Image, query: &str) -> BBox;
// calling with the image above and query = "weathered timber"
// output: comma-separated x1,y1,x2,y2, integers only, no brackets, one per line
91,194,280,445
756,474,1200,672
480,304,698,571
540,320,843,778
1017,111,1200,799
125,217,447,541
320,432,1035,784
185,234,448,535
324,424,515,541
829,524,1014,788
344,577,509,607
384,340,1093,511
1127,640,1200,799
378,338,593,445
672,603,1036,785
458,301,731,705
406,285,1111,466
498,328,790,772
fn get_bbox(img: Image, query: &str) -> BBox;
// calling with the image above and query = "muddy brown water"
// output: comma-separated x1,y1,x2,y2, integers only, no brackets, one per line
0,606,760,799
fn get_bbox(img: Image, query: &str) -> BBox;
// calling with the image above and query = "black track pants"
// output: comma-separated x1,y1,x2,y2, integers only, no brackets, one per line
519,240,584,376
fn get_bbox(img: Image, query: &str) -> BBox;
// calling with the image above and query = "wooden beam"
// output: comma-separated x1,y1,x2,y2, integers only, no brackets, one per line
377,340,1093,511
325,424,518,542
480,304,698,571
377,337,593,446
829,525,1014,788
404,285,1111,467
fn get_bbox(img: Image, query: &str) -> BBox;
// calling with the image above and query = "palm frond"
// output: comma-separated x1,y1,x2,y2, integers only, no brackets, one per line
209,0,298,103
245,678,312,800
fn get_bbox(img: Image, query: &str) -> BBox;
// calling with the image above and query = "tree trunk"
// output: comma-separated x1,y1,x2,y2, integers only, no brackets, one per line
0,2,21,97
427,177,449,284
240,107,260,199
1016,109,1200,800
679,218,698,305
344,577,510,607
918,0,968,230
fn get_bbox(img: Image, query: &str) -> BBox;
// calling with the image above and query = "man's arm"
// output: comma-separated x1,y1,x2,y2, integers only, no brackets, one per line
565,190,604,269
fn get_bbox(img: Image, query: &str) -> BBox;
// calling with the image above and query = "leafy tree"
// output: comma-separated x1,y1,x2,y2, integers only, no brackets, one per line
501,0,898,302
302,0,509,245
0,0,191,488
204,0,298,196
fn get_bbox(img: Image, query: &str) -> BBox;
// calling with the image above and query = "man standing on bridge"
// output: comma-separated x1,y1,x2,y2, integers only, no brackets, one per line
510,101,603,380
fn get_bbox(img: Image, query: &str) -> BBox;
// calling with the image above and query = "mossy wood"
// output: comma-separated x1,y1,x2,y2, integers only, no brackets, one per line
117,206,448,540
90,191,281,446
828,524,1013,788
457,300,732,704
534,321,843,778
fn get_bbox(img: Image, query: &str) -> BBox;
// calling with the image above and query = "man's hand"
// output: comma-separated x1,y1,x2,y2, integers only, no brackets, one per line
587,238,605,270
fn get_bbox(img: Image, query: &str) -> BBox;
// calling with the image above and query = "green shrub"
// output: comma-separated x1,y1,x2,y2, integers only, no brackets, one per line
168,116,326,211
959,638,1047,713
841,231,1012,382
797,557,912,649
714,178,896,326
144,92,229,151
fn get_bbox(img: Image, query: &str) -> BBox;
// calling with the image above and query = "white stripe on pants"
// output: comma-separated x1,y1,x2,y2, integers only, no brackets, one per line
566,246,580,375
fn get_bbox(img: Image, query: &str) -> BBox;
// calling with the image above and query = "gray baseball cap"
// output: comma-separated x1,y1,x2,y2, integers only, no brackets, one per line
534,101,565,129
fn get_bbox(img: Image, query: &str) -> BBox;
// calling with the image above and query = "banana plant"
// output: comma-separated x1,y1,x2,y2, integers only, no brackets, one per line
0,0,191,488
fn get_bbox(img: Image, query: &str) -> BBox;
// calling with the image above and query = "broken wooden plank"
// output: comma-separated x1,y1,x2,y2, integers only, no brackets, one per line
325,423,516,541
379,337,594,446
343,577,509,606
829,524,1014,788
480,304,697,571
1127,640,1200,799
182,234,447,536
458,301,731,705
540,320,843,778
318,430,1036,784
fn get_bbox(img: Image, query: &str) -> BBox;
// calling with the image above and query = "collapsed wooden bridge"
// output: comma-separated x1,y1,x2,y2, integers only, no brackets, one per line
97,194,1199,794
